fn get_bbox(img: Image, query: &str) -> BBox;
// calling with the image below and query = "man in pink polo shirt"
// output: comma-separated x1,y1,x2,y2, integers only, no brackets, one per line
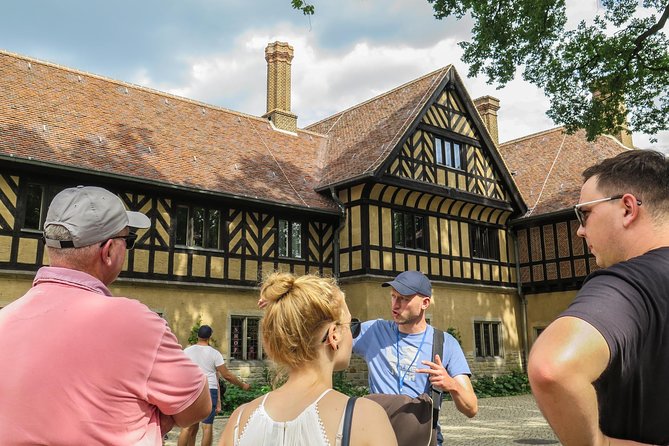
0,185,211,445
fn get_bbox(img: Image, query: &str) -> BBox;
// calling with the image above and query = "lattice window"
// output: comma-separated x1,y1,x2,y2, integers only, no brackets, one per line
469,224,500,260
434,135,464,170
278,219,303,258
174,205,223,250
230,316,262,360
392,211,426,251
474,321,502,358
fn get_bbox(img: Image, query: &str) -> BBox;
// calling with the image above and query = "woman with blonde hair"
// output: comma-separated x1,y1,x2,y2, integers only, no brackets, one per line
219,272,396,446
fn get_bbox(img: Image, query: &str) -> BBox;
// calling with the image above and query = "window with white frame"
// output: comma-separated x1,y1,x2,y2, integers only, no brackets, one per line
474,321,502,358
175,205,223,249
434,136,464,170
230,316,261,360
278,219,303,258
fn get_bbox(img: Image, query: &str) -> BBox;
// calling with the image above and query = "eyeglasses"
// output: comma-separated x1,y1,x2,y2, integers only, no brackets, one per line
573,195,642,227
321,318,361,343
99,233,138,250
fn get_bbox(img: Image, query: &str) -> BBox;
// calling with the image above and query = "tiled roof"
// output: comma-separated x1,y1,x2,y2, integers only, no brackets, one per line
0,51,336,213
499,127,631,215
307,67,451,189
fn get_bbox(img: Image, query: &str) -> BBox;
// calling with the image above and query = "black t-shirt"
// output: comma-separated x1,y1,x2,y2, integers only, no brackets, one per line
561,247,669,444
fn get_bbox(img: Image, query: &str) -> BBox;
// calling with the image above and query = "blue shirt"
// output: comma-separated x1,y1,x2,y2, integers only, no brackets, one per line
353,319,471,397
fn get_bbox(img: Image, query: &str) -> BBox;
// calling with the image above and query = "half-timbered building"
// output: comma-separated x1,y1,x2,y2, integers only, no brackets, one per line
0,42,634,381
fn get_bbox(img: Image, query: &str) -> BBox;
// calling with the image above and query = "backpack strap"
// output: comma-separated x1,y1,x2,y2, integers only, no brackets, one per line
340,396,358,446
430,327,444,427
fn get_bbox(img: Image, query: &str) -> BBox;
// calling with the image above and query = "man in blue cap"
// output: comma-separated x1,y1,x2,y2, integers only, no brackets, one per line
353,270,478,445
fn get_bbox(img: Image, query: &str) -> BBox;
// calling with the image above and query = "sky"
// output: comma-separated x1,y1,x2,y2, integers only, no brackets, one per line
1,0,667,152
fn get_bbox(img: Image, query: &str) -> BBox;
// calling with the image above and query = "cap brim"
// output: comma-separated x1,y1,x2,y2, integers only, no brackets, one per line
127,211,150,229
382,280,417,297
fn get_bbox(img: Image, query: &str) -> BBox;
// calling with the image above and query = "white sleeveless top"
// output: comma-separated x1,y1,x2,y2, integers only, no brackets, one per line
233,389,347,446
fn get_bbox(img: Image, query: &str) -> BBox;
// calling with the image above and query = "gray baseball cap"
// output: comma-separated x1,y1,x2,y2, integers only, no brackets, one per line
382,270,432,298
43,185,150,248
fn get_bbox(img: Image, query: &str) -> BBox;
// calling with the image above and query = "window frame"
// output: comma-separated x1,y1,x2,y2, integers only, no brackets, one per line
469,224,501,261
174,204,225,251
392,210,427,251
277,218,304,259
229,315,263,361
434,135,464,170
473,320,502,359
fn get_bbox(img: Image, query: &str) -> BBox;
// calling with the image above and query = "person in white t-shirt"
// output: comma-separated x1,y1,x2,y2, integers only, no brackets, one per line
178,325,251,446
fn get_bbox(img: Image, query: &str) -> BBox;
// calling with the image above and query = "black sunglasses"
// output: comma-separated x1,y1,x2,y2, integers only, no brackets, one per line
99,233,138,250
321,318,361,343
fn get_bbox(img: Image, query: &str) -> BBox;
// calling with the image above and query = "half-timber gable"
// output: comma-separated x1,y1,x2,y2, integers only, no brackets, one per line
387,85,508,201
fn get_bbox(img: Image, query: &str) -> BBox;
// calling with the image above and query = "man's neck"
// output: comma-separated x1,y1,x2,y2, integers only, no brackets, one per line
196,339,209,346
396,318,428,334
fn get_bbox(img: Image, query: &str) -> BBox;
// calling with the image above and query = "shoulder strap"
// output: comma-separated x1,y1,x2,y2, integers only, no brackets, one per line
430,327,444,419
340,396,358,446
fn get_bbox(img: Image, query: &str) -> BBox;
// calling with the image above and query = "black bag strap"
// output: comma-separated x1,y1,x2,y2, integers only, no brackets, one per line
430,327,444,426
341,396,358,446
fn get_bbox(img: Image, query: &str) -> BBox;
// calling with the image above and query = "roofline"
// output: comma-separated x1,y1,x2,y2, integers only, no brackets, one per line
0,154,340,216
0,49,328,140
508,207,573,227
305,65,453,133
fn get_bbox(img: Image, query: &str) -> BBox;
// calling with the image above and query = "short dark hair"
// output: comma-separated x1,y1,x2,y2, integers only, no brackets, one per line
583,150,669,217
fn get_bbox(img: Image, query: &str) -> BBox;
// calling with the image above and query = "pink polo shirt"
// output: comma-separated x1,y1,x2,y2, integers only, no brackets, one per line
0,267,205,445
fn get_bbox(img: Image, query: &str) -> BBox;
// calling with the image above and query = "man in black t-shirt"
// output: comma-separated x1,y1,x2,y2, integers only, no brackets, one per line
529,149,669,446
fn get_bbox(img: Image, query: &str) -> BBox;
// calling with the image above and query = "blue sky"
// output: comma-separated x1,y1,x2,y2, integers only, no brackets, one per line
1,0,667,151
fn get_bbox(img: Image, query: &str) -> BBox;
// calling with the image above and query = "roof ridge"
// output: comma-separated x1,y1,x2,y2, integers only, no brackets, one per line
306,65,452,131
500,126,565,146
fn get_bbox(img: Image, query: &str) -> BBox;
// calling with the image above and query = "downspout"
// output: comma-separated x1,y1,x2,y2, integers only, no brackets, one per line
330,187,347,278
512,229,529,372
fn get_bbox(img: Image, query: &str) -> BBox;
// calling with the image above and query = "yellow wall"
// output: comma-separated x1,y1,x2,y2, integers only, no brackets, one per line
525,290,576,348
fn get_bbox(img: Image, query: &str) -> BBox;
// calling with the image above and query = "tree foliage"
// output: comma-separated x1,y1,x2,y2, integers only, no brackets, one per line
292,0,669,141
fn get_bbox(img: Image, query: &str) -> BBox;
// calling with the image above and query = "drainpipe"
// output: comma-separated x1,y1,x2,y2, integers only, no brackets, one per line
330,187,347,278
512,229,529,372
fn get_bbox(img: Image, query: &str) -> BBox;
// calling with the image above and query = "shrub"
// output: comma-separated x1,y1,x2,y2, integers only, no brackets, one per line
471,369,531,398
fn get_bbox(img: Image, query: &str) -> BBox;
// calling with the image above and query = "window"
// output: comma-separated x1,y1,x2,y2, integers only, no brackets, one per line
434,136,463,170
470,224,500,260
278,219,303,258
474,321,501,358
23,184,45,230
175,205,222,249
230,316,261,360
393,211,426,250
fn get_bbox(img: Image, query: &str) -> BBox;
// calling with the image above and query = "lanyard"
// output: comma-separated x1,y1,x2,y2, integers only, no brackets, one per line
395,326,428,394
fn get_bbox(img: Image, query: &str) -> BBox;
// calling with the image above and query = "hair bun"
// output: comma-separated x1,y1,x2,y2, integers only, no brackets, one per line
260,272,295,303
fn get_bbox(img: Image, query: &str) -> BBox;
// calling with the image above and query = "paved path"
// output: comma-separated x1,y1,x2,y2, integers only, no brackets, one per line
164,394,561,446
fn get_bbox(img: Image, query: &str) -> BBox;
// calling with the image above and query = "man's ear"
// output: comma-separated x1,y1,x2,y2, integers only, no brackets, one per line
422,297,431,310
99,240,113,265
621,194,641,228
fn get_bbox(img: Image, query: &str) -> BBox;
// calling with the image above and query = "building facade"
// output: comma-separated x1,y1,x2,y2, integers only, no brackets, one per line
0,43,633,382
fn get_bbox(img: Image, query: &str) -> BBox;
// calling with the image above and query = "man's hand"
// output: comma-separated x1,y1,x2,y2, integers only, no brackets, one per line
416,354,457,393
241,382,251,391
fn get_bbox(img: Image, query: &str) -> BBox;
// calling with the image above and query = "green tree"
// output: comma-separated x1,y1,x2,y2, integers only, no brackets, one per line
291,1,669,141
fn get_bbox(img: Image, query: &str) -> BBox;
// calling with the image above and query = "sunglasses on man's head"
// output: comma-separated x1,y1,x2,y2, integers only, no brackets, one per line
99,232,138,250
321,318,361,343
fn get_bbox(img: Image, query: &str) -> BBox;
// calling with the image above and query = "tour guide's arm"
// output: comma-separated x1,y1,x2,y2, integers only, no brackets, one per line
528,316,652,446
417,355,478,418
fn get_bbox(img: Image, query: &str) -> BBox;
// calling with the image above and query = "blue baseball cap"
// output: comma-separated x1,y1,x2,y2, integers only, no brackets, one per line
382,271,432,298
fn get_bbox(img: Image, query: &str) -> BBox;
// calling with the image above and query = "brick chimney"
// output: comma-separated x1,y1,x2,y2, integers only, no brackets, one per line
263,41,298,133
474,96,500,145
